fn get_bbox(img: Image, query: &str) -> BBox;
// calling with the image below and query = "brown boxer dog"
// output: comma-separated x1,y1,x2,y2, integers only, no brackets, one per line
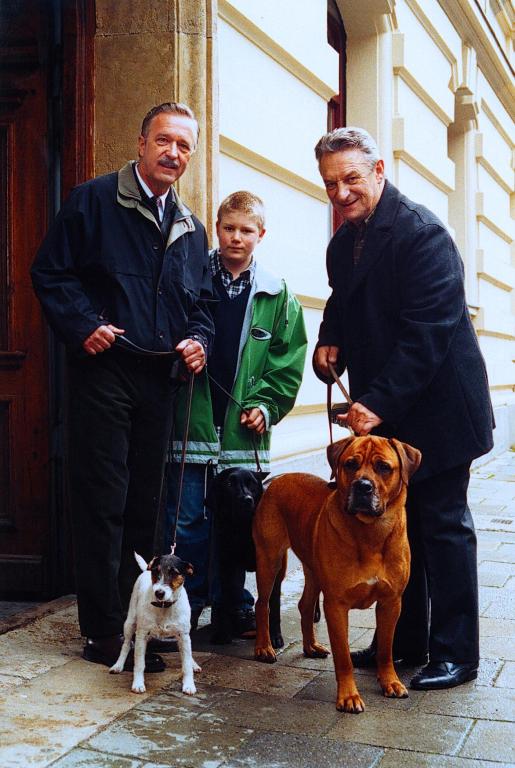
253,435,421,713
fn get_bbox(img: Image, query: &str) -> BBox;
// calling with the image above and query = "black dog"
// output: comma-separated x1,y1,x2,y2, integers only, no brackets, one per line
205,467,283,648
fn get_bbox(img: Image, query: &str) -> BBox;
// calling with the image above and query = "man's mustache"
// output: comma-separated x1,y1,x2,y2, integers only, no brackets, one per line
158,158,180,169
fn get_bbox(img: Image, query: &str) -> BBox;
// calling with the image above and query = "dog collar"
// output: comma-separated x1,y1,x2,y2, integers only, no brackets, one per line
151,600,175,608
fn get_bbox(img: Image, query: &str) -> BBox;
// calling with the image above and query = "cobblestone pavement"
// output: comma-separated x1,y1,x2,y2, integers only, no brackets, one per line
0,450,514,768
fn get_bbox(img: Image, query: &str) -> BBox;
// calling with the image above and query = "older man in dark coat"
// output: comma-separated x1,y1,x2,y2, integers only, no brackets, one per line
314,127,494,690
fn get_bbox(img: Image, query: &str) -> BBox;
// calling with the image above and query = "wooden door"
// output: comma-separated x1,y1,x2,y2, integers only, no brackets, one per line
0,0,93,597
0,1,52,595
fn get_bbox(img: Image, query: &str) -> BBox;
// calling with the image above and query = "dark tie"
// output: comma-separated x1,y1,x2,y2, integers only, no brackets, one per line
152,195,175,239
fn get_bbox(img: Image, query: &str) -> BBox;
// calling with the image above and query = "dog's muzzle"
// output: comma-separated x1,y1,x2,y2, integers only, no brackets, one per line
151,600,174,608
347,478,382,517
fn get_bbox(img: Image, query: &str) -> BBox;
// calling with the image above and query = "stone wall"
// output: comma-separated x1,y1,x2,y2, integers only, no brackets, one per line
94,0,217,235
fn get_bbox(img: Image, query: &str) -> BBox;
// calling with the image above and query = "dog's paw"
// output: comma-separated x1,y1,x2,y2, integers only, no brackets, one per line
182,681,197,695
109,663,124,674
254,645,277,664
192,660,202,673
131,682,146,694
271,633,284,650
303,642,330,659
336,692,365,714
381,678,408,699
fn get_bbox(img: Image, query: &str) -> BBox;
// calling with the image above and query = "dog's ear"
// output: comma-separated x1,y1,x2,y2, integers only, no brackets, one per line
147,555,161,571
326,436,355,477
256,471,269,482
389,439,422,484
180,560,194,576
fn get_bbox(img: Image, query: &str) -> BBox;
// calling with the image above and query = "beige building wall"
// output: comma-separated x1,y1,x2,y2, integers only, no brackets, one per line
216,0,339,473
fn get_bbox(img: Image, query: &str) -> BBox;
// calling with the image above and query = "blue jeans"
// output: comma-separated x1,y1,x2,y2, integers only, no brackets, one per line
165,463,253,613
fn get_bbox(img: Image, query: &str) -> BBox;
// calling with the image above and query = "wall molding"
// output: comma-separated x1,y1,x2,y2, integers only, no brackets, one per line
393,144,455,195
220,135,328,203
296,294,326,311
219,0,336,101
477,329,515,341
476,193,513,244
475,134,513,195
393,33,454,125
438,0,515,118
405,0,458,89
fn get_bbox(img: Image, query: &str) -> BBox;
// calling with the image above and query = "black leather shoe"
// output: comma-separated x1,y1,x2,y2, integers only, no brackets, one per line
410,661,478,690
351,644,428,668
147,637,179,653
232,608,256,639
82,636,166,672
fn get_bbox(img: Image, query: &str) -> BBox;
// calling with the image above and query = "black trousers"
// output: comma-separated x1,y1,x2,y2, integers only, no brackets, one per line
394,462,479,664
67,349,178,638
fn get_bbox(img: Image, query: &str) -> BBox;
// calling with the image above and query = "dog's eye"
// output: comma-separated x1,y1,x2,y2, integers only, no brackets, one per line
344,458,359,471
376,461,392,474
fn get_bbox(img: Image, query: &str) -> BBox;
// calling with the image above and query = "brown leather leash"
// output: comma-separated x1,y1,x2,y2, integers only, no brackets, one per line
327,362,354,443
206,370,263,474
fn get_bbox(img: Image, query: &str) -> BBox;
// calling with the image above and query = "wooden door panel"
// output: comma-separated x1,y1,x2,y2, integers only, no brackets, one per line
0,0,50,594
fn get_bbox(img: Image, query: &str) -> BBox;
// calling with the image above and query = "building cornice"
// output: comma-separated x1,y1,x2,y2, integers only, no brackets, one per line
438,0,515,117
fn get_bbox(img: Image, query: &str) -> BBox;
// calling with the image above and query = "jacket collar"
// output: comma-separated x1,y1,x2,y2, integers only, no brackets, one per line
252,261,283,296
208,249,283,296
117,161,196,245
340,179,400,301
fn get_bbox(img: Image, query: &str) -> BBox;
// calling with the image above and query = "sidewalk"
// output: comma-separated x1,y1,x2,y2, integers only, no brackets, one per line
1,450,514,768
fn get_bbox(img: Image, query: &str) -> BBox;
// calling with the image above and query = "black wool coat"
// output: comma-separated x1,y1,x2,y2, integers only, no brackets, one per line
316,180,494,481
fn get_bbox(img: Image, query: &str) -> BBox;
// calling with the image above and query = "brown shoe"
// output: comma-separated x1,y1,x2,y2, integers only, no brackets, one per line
82,635,165,672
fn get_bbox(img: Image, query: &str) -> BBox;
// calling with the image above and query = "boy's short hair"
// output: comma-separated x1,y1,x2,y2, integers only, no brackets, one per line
217,191,266,230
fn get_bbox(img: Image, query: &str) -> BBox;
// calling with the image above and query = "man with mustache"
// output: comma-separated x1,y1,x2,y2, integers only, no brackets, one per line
31,103,213,671
313,127,494,691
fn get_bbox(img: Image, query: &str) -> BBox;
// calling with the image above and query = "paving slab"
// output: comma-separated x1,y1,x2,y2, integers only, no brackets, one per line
196,652,319,697
478,560,513,587
0,648,212,768
223,732,384,768
377,750,515,767
419,683,515,720
195,686,342,735
494,660,515,688
460,720,515,763
296,669,425,711
85,698,254,766
326,708,473,754
50,749,143,767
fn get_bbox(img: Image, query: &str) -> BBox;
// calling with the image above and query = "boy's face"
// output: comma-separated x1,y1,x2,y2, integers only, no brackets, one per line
216,212,265,274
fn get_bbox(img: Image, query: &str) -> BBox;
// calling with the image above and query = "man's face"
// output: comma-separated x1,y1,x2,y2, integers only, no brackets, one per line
216,212,265,276
319,149,385,225
137,112,197,195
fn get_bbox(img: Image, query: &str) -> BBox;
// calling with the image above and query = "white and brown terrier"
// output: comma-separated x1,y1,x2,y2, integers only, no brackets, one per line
110,552,201,694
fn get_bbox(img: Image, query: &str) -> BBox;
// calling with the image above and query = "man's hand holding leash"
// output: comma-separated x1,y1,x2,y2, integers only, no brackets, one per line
83,324,125,355
175,338,205,373
338,402,382,436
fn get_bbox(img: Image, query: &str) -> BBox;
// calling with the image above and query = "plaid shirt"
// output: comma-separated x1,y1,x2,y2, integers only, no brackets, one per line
210,249,256,299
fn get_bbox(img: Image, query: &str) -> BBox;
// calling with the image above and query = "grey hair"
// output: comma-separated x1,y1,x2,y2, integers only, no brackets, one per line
141,102,199,148
314,127,380,167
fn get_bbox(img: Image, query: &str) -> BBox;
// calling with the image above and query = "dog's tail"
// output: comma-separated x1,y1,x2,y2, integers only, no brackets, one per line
134,552,147,572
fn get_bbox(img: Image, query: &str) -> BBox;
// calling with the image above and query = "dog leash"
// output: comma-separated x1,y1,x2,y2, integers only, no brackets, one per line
327,362,354,444
111,334,196,554
206,371,263,474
